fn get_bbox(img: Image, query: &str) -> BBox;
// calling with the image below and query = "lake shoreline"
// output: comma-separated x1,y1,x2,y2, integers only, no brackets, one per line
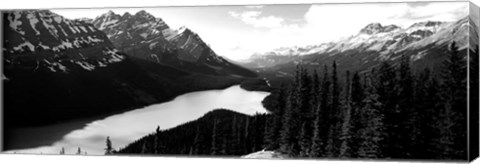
4,85,270,155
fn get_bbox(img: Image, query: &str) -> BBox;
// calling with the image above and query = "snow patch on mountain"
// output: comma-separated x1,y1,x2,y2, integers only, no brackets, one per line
75,61,95,71
26,13,40,35
2,74,8,81
13,41,35,52
8,11,25,35
149,42,158,50
140,33,148,39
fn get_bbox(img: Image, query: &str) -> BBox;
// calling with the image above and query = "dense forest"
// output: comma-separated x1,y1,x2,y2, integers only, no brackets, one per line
262,42,472,160
116,109,268,156
111,42,474,160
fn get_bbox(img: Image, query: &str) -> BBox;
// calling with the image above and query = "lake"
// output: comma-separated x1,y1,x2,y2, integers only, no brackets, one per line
5,85,270,155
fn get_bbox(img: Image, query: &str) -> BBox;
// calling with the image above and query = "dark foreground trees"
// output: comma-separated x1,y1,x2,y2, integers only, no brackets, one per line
117,109,268,156
263,42,467,160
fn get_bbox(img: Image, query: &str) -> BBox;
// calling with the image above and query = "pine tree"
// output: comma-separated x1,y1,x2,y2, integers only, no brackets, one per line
414,68,440,159
105,136,114,155
469,46,480,160
193,125,203,155
310,104,324,158
357,75,384,159
211,119,220,155
351,72,364,105
298,122,310,157
243,116,251,155
76,147,82,155
141,141,147,154
230,116,241,155
154,126,162,154
60,147,65,155
376,61,398,158
280,69,303,156
339,71,353,158
264,84,286,150
397,54,416,157
310,65,330,158
438,41,467,159
325,61,341,157
349,72,364,158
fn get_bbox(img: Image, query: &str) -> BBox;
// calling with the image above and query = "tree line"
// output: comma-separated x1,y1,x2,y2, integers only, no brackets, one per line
115,109,268,156
262,42,470,160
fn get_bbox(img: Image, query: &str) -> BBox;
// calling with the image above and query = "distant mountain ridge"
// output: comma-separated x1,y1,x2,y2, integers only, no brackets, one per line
92,10,256,77
242,17,472,70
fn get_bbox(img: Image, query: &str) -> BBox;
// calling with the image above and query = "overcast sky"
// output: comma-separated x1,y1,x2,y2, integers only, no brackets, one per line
52,1,468,61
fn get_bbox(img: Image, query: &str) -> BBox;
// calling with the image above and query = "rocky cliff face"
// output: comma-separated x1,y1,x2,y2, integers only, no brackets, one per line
3,10,125,74
93,10,256,77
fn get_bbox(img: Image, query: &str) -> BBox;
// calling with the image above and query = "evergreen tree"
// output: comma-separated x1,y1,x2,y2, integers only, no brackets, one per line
351,72,364,105
397,54,416,157
414,68,440,159
211,119,220,155
76,147,82,155
349,71,365,158
230,116,241,155
376,61,398,158
60,147,65,155
469,46,480,160
193,125,203,155
357,75,384,158
280,69,303,156
243,116,251,155
310,103,324,158
154,126,161,154
105,136,114,155
325,61,341,157
310,65,330,158
141,141,147,154
298,122,310,157
438,42,467,159
264,84,287,150
339,71,353,158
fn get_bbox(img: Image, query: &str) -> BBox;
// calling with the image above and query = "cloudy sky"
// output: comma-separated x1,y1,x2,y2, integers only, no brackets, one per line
53,1,468,61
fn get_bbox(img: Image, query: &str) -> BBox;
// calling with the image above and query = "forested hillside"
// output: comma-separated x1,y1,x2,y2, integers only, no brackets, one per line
113,42,473,161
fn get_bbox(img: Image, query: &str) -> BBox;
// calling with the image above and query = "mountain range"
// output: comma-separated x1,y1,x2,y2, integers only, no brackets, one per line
2,10,260,131
241,16,476,81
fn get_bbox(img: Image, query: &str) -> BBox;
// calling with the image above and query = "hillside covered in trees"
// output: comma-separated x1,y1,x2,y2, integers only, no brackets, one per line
111,42,474,161
116,109,268,156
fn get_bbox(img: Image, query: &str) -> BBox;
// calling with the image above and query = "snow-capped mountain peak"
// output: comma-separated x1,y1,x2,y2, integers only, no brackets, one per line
359,23,400,35
244,17,470,68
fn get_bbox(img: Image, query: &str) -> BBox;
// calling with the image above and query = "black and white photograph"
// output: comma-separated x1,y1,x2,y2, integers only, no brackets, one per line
1,0,479,162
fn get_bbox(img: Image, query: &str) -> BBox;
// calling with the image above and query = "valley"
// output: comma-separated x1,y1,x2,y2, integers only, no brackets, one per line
1,2,477,161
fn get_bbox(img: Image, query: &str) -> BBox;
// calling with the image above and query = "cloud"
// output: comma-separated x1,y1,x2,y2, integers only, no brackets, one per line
302,2,467,42
229,11,285,28
223,2,468,60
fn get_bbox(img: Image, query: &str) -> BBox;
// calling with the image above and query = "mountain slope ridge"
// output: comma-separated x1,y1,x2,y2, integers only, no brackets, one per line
92,10,256,78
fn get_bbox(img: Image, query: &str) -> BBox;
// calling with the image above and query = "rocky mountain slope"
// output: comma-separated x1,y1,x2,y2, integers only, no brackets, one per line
2,10,250,129
91,10,256,77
